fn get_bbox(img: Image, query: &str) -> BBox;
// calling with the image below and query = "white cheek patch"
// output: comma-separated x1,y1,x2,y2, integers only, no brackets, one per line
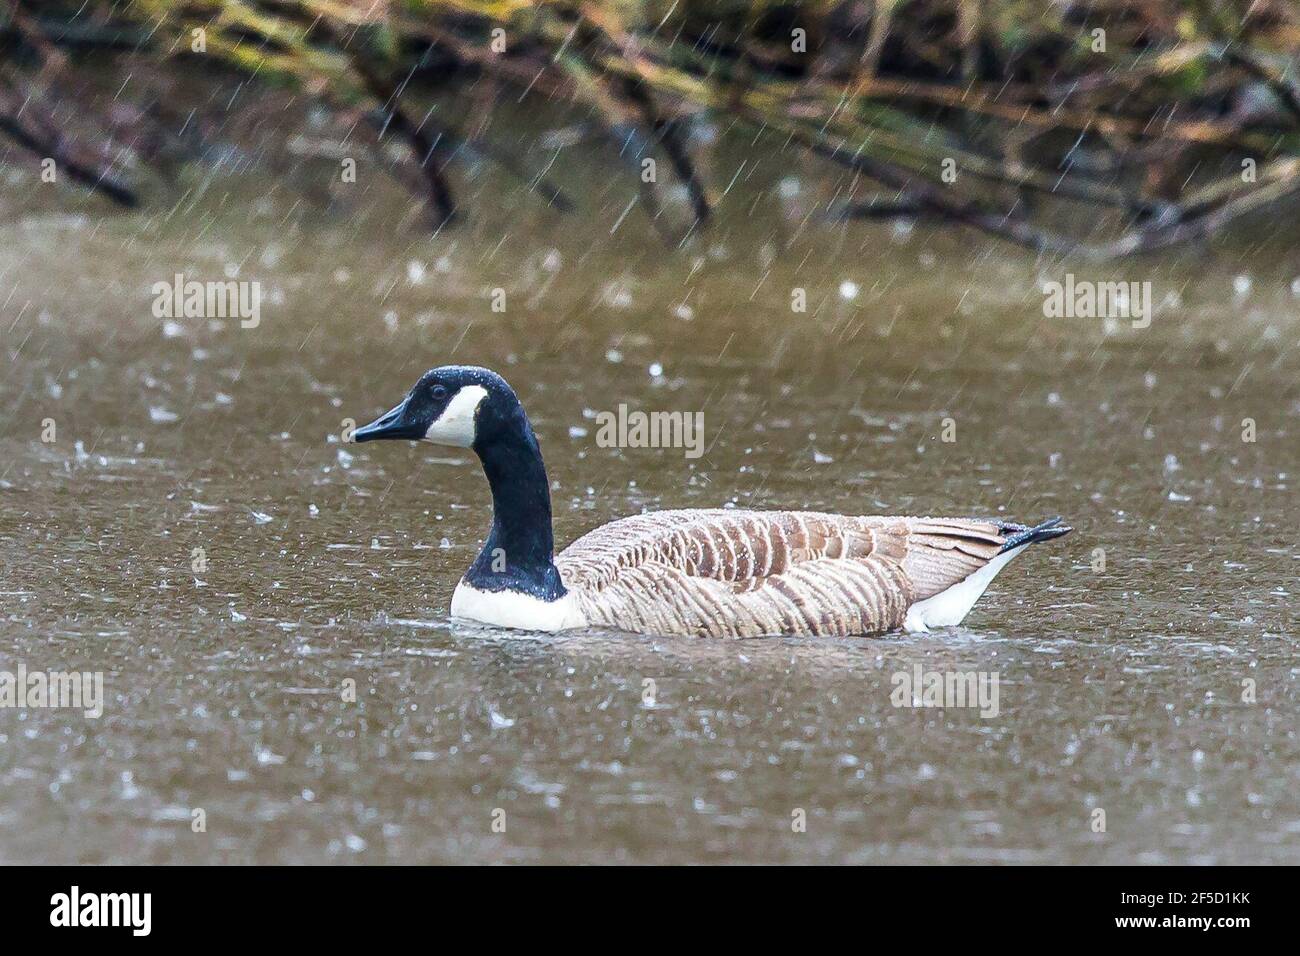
423,384,488,447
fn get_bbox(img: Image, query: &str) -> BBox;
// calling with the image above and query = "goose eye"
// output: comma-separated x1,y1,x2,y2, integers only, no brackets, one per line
431,385,448,400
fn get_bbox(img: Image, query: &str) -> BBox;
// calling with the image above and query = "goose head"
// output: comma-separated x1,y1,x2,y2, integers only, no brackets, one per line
353,365,517,449
353,365,561,597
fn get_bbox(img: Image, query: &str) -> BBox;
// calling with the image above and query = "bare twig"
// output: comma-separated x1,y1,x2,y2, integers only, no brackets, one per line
348,55,460,225
0,73,139,207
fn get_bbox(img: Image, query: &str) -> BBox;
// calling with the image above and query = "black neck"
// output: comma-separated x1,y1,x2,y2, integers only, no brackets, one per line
465,404,565,599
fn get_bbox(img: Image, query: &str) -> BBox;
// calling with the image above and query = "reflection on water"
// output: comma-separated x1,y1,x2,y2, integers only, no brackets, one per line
0,92,1297,863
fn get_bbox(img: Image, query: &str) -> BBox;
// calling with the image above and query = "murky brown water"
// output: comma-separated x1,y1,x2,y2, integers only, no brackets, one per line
1,88,1298,863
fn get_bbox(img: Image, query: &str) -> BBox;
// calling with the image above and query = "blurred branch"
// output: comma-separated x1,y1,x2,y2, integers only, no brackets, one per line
0,2,140,207
349,53,461,225
8,0,1300,253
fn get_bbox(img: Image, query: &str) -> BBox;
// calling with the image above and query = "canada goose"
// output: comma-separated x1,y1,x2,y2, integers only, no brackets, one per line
354,366,1071,637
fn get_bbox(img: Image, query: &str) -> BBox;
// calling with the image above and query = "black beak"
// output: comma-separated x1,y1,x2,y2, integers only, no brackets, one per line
354,396,424,443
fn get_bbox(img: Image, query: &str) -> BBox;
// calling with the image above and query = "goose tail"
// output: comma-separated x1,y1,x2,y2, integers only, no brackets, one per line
902,517,1071,632
998,517,1072,553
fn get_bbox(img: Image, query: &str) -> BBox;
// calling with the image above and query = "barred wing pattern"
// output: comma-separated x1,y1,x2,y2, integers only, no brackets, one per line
555,509,1014,638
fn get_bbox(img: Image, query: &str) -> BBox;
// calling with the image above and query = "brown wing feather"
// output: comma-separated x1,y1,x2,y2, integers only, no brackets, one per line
556,509,1021,638
900,518,1007,600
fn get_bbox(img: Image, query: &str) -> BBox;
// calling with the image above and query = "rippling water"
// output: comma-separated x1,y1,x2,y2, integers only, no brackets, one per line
1,96,1297,863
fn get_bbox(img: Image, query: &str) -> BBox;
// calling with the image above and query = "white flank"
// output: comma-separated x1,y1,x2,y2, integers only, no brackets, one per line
903,546,1024,632
450,580,584,632
424,385,489,447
